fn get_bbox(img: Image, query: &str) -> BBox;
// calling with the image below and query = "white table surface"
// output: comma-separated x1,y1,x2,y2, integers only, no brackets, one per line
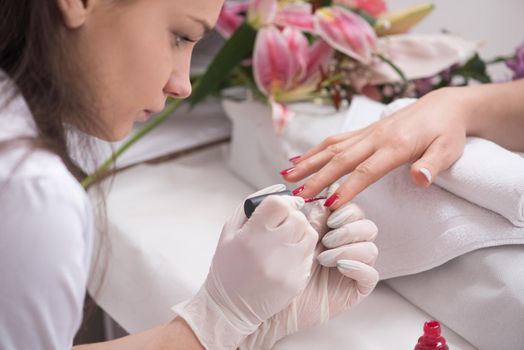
91,144,476,349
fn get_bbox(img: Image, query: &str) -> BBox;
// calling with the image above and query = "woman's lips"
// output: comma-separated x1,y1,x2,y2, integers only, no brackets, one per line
137,110,153,122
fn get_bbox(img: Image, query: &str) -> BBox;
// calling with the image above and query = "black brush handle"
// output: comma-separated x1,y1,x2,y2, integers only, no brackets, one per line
244,190,292,218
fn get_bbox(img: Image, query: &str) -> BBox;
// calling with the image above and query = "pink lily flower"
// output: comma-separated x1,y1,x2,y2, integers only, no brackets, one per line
215,1,249,38
253,26,333,130
270,98,295,134
254,26,333,101
253,26,295,96
217,0,315,36
314,6,378,64
333,0,387,18
274,2,315,33
247,0,277,28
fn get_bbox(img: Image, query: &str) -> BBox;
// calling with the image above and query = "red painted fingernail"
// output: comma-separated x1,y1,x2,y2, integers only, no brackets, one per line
324,193,340,208
279,167,295,176
289,155,301,164
292,185,305,196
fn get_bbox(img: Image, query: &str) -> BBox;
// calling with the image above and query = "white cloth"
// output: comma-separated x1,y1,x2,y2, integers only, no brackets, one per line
354,164,524,279
0,75,93,350
437,137,524,227
387,245,524,350
382,98,524,227
340,96,524,279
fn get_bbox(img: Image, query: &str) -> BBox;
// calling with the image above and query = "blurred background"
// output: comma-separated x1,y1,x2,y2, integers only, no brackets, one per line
388,0,524,79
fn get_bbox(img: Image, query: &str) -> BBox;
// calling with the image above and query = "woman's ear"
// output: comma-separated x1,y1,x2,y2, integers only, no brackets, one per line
56,0,93,28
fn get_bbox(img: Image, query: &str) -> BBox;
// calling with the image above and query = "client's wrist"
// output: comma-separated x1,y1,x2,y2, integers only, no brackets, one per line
446,84,491,137
430,86,475,135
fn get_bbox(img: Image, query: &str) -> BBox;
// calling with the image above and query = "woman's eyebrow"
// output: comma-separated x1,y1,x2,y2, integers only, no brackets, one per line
189,15,212,36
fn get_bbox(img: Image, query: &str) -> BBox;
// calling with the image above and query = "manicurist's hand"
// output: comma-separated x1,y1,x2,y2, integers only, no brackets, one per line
240,184,379,350
172,184,319,350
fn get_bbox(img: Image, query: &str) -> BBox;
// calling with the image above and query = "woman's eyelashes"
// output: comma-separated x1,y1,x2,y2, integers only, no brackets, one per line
171,32,197,48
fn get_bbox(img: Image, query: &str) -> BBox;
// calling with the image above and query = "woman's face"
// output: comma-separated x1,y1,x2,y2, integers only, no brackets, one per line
63,0,223,141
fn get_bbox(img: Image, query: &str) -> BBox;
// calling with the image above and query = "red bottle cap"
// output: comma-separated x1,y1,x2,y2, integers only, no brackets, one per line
414,320,449,350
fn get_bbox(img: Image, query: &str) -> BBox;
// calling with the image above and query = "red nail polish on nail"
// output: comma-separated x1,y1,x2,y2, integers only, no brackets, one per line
289,155,301,164
292,185,305,196
324,193,340,208
280,167,295,176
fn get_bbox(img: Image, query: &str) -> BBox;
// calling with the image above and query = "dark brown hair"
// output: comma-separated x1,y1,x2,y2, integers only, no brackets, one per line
0,0,107,180
0,0,111,317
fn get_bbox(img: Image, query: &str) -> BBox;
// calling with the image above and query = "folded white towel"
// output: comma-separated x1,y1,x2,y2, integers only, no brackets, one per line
381,98,524,227
352,164,524,279
436,138,524,227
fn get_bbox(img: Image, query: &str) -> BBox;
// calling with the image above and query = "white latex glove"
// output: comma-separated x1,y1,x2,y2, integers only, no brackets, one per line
240,184,379,349
172,184,319,350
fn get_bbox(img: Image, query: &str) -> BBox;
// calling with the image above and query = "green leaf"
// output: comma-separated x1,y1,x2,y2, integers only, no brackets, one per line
452,54,491,84
189,23,257,107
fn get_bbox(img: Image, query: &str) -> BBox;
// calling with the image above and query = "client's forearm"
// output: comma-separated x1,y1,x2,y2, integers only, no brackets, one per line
73,317,204,350
460,78,524,151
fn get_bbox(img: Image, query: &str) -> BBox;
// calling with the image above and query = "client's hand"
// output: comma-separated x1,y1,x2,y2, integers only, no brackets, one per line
172,184,319,350
282,88,470,210
240,185,379,349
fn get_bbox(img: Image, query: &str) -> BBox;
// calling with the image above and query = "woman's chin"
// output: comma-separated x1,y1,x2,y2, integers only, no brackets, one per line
95,111,153,142
100,123,135,142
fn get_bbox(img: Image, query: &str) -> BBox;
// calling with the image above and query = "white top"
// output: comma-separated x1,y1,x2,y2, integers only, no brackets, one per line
0,76,94,349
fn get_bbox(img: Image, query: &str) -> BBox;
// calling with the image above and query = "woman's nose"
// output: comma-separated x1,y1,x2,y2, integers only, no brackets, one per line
164,74,192,99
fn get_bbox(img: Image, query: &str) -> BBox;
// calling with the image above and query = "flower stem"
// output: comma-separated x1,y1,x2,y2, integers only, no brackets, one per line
81,99,183,189
233,66,266,102
376,52,409,93
486,55,514,65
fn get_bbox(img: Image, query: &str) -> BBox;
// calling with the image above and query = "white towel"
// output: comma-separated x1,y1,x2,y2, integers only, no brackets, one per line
341,97,524,278
352,164,524,279
381,98,524,227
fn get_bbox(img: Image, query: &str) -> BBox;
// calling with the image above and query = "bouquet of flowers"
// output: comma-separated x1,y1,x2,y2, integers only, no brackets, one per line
191,0,491,131
81,0,523,188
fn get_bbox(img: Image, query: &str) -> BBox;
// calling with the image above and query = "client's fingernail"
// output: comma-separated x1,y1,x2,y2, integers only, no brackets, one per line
324,193,340,208
289,155,301,164
292,185,305,196
280,167,296,176
337,259,359,271
419,167,432,184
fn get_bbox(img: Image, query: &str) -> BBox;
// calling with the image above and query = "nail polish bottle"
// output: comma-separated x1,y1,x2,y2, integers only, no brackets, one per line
414,320,449,350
